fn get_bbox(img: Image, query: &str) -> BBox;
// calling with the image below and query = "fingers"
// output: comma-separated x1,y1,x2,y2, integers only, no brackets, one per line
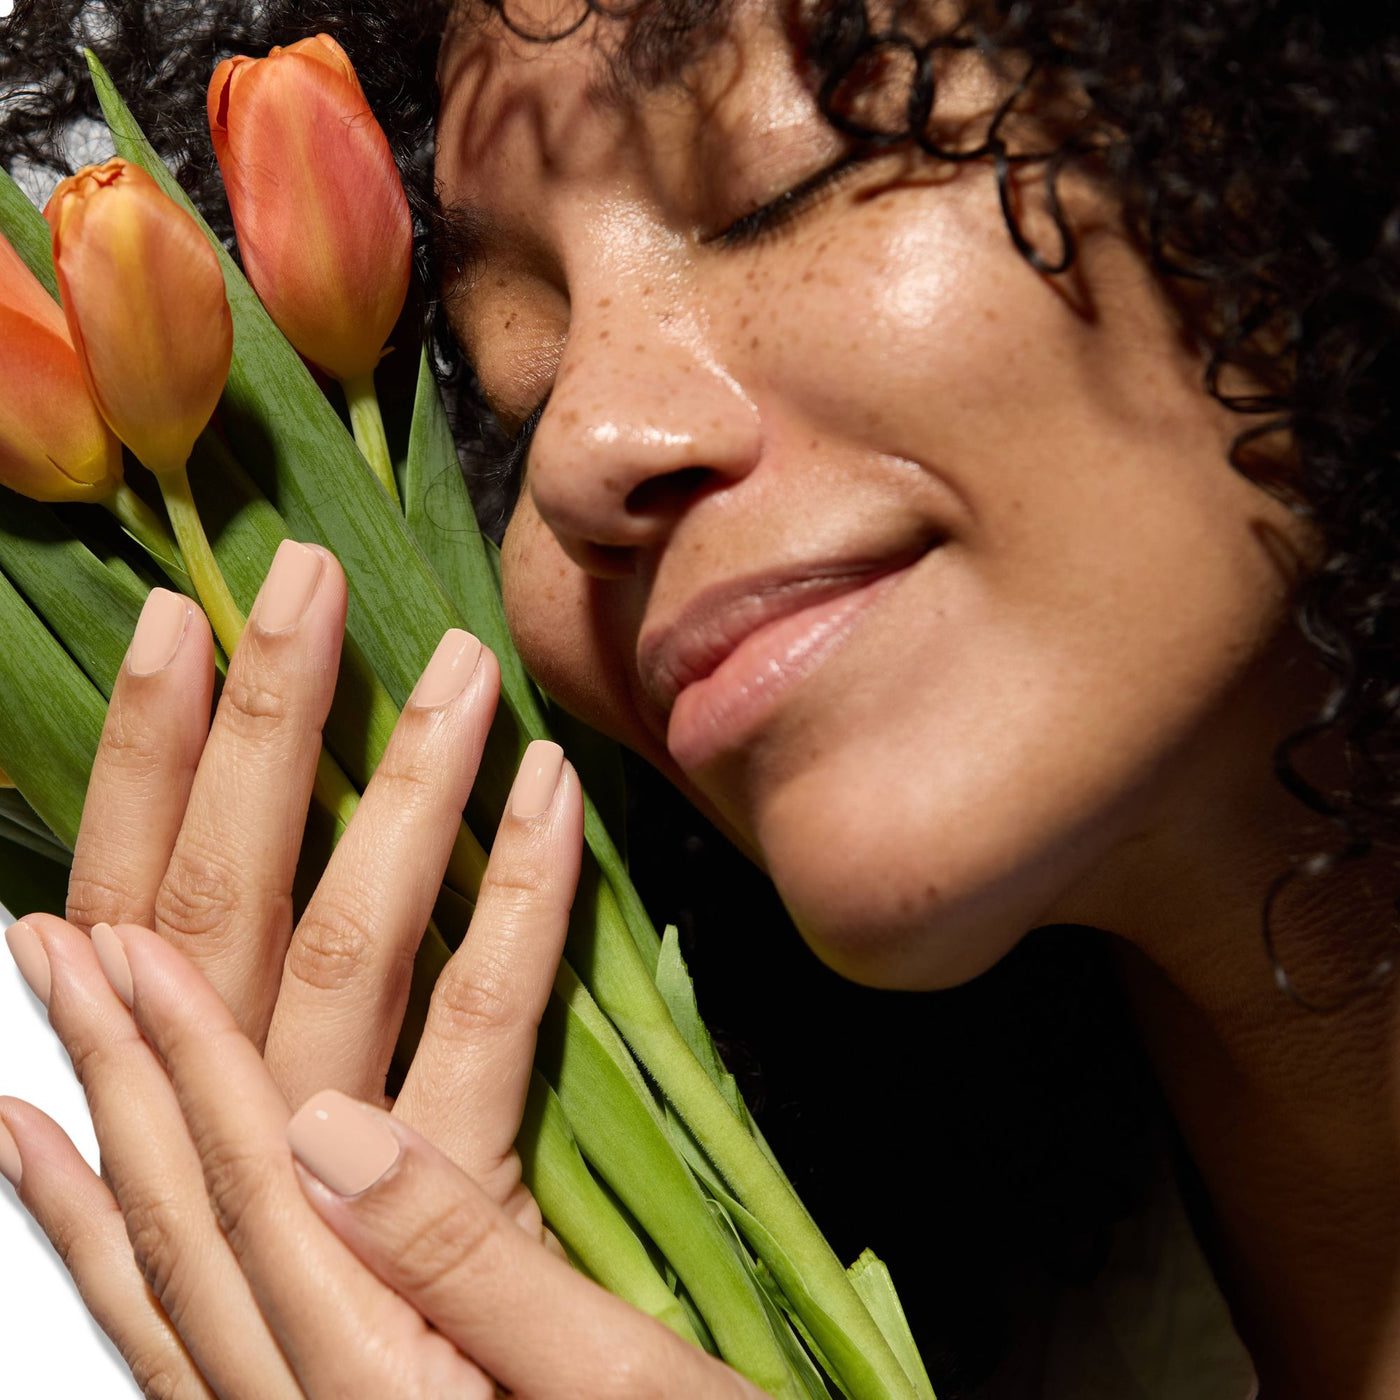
85,918,494,1400
0,1097,217,1400
265,631,499,1109
11,914,304,1399
393,741,582,1205
67,589,214,934
289,1092,760,1400
154,540,346,1044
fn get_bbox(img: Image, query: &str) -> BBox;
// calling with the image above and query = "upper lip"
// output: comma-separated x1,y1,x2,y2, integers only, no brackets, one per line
637,549,928,712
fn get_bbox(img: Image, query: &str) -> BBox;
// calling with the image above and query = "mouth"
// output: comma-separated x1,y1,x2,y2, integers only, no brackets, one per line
638,545,934,771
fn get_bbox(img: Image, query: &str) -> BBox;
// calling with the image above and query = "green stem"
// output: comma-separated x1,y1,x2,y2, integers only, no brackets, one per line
576,881,921,1400
155,460,247,658
103,484,193,594
342,372,401,506
518,1070,705,1350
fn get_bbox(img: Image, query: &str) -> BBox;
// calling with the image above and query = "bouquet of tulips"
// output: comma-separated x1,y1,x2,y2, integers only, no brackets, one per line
0,38,934,1400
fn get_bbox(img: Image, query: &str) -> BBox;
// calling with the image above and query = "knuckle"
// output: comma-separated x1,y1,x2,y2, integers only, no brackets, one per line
479,857,550,903
66,869,142,931
101,695,170,776
285,902,381,993
122,1187,189,1304
216,666,293,740
393,1200,503,1298
197,1130,276,1250
128,1351,196,1400
372,743,440,807
155,840,243,943
428,955,516,1040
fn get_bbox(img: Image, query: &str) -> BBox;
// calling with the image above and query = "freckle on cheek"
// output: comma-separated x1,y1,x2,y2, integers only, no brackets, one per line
597,296,611,308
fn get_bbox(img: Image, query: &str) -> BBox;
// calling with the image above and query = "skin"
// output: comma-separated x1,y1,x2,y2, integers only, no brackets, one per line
438,1,1400,1394
3,0,1399,1396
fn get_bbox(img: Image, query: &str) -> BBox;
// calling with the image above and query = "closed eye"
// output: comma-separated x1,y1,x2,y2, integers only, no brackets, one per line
704,148,871,249
474,393,548,531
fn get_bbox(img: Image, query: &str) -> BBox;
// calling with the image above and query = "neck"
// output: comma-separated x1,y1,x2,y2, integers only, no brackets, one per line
1053,652,1400,1398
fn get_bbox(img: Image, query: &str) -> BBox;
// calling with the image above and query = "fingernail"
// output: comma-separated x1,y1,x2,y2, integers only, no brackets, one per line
0,1120,20,1190
409,629,483,710
287,1089,400,1197
510,739,564,819
5,921,50,1006
128,589,191,677
92,923,133,1009
255,541,324,635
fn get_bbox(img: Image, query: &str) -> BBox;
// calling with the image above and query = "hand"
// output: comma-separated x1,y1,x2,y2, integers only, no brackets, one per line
0,540,596,1392
60,541,571,1213
0,917,759,1398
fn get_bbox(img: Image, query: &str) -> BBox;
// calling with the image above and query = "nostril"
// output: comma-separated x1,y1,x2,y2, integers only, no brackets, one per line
624,465,717,517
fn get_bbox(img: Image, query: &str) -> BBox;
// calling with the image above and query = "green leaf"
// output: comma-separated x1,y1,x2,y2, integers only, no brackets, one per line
671,1146,912,1400
0,165,58,296
0,564,105,849
0,489,148,695
0,788,73,866
656,924,743,1105
403,345,543,728
848,1253,937,1400
540,962,808,1400
518,1070,702,1347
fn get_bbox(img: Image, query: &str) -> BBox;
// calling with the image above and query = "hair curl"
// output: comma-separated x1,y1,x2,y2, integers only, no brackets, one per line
3,0,1398,1390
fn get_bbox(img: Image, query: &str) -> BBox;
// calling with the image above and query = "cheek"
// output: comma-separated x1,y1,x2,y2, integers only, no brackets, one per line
501,499,653,751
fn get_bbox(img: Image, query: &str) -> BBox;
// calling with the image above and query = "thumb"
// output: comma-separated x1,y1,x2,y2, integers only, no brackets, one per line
287,1089,759,1400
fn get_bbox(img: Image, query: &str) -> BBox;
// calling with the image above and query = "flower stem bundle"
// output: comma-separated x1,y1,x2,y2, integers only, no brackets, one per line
0,46,935,1400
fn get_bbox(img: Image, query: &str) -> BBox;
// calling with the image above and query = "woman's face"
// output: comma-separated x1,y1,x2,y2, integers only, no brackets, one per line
435,0,1317,989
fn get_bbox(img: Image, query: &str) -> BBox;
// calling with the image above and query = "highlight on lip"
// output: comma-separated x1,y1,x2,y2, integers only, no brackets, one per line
638,542,940,715
663,559,921,771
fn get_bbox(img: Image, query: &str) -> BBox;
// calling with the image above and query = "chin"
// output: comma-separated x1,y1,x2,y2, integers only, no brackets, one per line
748,753,1117,992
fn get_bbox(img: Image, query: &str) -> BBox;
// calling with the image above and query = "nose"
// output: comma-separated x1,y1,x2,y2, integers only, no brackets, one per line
523,301,763,577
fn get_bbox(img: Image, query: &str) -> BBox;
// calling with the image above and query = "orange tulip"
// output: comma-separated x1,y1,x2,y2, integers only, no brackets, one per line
45,158,233,477
0,230,122,503
208,35,412,382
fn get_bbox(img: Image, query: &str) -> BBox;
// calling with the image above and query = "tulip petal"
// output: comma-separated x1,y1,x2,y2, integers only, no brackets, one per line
285,33,361,88
212,45,411,381
47,159,232,476
0,303,122,502
0,227,70,343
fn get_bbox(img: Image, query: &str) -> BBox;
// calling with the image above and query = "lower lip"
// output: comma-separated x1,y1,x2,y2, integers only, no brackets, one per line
665,567,912,771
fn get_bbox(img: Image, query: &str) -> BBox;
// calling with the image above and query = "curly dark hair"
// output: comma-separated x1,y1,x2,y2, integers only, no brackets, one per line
3,0,1397,1391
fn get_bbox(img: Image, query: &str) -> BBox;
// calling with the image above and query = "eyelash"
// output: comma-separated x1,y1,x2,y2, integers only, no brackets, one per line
488,153,870,504
706,148,870,249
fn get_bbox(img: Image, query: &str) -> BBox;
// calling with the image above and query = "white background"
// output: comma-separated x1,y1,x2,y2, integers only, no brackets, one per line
1,901,141,1394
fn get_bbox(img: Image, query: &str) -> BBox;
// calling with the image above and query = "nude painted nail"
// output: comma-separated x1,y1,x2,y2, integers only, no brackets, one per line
287,1089,400,1197
255,541,324,635
409,629,483,710
510,739,565,819
0,1120,20,1189
5,921,50,1005
128,589,190,677
92,923,133,1009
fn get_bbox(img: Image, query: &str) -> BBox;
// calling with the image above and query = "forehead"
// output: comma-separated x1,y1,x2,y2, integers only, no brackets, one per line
434,0,826,252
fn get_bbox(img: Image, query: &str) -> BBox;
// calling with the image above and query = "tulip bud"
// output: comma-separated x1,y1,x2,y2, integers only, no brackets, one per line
0,230,122,503
208,35,412,383
45,158,233,478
